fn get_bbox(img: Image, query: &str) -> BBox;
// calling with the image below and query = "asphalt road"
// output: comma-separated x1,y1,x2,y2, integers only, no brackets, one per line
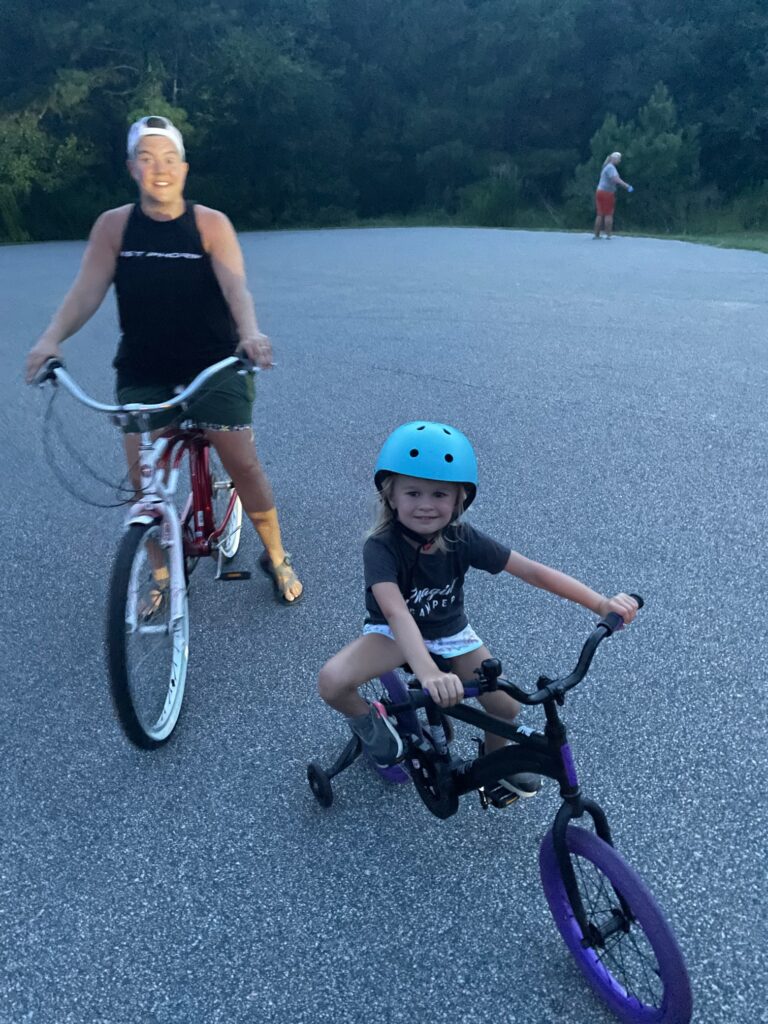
2,227,766,1024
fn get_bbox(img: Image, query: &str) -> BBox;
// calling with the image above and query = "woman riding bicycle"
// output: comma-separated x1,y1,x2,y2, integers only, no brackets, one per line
24,115,302,604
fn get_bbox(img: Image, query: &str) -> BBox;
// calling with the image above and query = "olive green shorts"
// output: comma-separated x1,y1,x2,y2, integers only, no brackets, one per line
116,366,255,434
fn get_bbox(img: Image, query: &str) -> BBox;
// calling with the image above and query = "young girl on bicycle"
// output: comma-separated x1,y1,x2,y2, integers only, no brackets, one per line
317,421,638,795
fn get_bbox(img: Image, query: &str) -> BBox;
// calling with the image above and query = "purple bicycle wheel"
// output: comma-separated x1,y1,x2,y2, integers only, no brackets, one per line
539,826,692,1023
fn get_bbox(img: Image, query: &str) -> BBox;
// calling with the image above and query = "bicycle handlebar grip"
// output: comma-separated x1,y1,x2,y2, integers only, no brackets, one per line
600,611,625,634
33,358,63,386
234,351,257,371
599,594,643,635
234,349,266,373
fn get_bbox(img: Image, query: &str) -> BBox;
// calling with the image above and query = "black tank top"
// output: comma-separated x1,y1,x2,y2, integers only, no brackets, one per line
113,202,238,387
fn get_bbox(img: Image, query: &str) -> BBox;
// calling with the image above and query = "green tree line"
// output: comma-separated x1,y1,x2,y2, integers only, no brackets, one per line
1,0,766,241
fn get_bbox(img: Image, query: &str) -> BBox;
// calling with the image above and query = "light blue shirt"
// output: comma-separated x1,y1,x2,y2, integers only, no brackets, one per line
597,163,619,192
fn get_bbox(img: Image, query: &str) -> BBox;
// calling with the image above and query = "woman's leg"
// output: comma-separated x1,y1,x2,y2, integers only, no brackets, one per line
604,213,614,238
123,430,168,493
122,430,170,592
449,646,521,753
318,634,406,716
593,213,603,238
206,428,302,602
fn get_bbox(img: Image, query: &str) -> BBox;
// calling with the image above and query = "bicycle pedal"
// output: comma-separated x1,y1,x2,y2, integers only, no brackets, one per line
485,784,520,810
217,570,252,581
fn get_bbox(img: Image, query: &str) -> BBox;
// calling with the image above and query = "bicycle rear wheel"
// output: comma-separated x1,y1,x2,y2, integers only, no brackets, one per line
106,520,189,749
539,825,692,1023
209,449,242,560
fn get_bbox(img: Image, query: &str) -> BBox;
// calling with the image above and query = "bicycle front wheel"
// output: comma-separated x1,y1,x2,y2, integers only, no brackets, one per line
209,449,242,560
539,826,692,1023
106,520,189,749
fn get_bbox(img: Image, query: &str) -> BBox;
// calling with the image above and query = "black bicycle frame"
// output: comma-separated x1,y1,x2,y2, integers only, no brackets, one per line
392,691,630,942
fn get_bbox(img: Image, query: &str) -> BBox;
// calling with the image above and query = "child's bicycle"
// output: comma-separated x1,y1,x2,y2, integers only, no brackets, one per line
35,354,257,749
307,599,694,1024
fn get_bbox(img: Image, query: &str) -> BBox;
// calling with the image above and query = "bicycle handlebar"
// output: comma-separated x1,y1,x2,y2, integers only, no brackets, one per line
389,594,644,712
33,353,258,415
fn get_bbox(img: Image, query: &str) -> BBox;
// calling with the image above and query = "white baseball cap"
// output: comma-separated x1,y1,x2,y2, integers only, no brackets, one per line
127,115,185,159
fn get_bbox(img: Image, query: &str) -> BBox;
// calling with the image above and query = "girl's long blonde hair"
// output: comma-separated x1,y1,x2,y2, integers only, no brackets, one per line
368,473,468,552
602,151,622,167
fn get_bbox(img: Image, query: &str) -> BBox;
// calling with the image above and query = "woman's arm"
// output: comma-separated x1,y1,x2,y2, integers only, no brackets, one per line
371,581,464,705
196,206,272,368
25,208,125,381
504,551,638,622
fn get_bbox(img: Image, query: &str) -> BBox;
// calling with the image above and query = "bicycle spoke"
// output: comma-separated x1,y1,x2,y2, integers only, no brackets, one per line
108,521,189,747
576,853,665,1007
210,449,242,561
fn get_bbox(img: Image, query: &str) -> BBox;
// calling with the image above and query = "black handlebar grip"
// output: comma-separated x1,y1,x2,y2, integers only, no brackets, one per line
601,611,625,634
33,357,64,386
234,349,257,371
601,595,643,634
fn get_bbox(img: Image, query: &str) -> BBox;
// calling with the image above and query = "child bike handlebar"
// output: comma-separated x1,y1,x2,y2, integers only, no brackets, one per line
387,594,644,713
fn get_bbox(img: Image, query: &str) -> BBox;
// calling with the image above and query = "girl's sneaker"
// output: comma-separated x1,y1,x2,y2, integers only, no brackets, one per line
478,741,542,799
348,701,404,766
496,772,542,798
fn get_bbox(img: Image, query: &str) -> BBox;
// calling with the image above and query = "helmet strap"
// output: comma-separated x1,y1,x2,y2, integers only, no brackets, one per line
393,517,439,552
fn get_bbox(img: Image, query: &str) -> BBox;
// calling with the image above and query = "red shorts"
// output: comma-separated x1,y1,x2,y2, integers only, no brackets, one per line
595,189,616,216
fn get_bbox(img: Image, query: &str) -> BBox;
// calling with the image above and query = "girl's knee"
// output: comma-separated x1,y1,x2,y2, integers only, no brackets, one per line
318,663,344,703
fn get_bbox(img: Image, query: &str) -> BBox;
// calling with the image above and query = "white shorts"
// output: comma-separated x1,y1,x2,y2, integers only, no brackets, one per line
362,622,483,659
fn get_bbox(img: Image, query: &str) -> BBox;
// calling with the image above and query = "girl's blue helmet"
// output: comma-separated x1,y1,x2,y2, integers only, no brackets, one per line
374,421,478,508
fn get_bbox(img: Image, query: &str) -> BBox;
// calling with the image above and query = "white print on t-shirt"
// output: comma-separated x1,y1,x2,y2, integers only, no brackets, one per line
120,251,203,259
408,579,458,618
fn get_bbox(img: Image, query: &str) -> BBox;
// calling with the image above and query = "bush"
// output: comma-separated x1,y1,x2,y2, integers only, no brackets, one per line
458,162,522,226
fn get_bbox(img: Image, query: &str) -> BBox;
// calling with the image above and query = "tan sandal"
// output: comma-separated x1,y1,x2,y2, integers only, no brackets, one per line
258,552,303,605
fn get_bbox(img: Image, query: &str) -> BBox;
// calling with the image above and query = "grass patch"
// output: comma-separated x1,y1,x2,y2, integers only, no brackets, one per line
671,231,768,254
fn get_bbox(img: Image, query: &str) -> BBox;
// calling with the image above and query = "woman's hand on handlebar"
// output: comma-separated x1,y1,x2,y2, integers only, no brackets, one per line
25,338,62,384
597,592,639,625
420,670,465,707
237,331,273,370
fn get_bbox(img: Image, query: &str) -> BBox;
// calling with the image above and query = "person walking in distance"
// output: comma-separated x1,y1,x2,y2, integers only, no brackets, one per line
594,152,633,239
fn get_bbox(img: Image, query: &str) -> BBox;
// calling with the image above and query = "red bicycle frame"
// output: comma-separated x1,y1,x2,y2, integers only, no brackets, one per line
157,428,238,559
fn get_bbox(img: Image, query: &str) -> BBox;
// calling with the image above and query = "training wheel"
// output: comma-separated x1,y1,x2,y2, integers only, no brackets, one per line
307,763,334,807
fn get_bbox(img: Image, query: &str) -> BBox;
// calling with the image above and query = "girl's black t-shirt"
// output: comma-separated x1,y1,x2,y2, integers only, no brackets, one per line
113,202,239,388
363,522,510,639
